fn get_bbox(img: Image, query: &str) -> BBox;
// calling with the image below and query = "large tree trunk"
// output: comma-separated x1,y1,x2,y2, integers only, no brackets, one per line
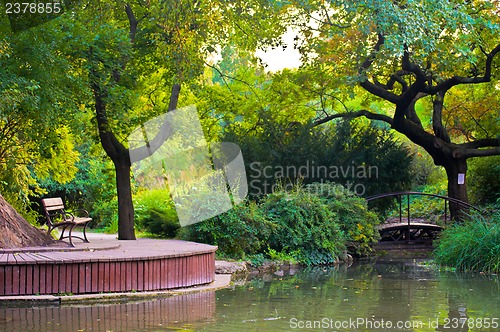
443,158,469,221
93,86,137,240
114,155,136,240
0,194,53,248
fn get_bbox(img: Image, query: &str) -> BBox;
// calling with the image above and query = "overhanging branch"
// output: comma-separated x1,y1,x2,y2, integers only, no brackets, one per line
457,137,500,150
129,84,181,163
313,109,394,127
453,146,500,158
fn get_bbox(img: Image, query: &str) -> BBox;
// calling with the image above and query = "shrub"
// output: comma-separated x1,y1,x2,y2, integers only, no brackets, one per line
305,182,380,256
262,186,347,265
133,189,180,238
230,118,413,199
468,155,500,205
37,153,117,228
178,200,273,259
179,182,381,265
434,211,500,273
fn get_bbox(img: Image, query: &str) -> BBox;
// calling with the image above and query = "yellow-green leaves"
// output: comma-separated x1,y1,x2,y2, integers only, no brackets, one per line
34,126,80,184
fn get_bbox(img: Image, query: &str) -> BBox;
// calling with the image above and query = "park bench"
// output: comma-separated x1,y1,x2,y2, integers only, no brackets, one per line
41,197,91,247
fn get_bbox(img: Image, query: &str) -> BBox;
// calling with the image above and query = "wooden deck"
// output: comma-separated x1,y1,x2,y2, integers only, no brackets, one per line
0,233,217,296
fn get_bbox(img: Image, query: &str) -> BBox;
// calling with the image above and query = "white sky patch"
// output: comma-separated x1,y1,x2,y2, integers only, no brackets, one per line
255,28,302,72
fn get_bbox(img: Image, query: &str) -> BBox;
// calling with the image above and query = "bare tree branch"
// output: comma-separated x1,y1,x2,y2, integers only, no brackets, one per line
432,90,451,143
312,109,394,127
457,137,500,150
453,146,500,158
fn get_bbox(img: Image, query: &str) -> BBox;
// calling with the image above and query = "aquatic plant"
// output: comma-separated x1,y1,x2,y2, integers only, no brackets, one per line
434,211,500,273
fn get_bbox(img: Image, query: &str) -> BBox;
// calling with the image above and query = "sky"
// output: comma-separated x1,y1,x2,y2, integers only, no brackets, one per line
255,28,302,72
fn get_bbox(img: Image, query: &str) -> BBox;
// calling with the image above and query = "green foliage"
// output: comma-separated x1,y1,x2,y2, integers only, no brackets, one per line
409,146,446,188
95,197,119,234
178,200,273,259
179,182,379,265
468,156,500,205
263,186,347,265
133,189,180,238
305,182,380,256
37,144,117,228
322,119,413,197
434,211,500,273
223,111,413,199
0,22,86,208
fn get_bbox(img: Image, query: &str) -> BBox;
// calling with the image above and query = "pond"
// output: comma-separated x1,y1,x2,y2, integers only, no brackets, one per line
1,259,499,331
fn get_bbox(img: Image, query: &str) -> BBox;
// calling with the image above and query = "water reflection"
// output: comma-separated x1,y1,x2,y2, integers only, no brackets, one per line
0,261,498,331
0,292,215,331
198,260,499,331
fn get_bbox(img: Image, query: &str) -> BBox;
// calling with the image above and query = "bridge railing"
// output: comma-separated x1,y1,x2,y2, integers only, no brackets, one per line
366,191,481,227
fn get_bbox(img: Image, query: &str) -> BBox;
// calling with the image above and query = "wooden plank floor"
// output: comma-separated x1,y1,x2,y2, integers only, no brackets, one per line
0,234,217,296
377,222,443,231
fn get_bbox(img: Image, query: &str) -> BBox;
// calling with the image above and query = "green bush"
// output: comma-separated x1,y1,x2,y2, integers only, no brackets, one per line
262,186,346,265
305,182,380,256
179,182,380,265
133,189,180,238
178,200,273,258
468,156,500,205
434,211,500,273
96,197,119,233
229,118,413,199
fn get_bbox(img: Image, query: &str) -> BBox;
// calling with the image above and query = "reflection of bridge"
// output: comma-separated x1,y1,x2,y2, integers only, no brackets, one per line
366,192,481,243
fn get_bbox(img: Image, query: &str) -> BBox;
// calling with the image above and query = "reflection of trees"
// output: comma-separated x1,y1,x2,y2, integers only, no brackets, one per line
439,273,500,329
212,264,384,327
370,261,446,330
210,262,499,331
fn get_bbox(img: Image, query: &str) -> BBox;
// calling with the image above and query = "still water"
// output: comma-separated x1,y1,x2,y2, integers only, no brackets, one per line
0,260,499,331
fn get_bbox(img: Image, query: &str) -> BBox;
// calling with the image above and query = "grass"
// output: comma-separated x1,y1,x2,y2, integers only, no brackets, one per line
433,211,500,273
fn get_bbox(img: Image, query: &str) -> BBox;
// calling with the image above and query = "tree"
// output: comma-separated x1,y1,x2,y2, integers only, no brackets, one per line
0,16,84,209
81,1,186,239
70,0,288,239
193,61,414,199
286,0,500,218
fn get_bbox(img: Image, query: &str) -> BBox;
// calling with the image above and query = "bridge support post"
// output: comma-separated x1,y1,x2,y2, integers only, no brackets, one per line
406,194,411,243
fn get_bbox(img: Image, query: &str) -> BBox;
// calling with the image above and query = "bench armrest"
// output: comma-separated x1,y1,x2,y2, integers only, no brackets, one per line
62,211,76,222
71,209,90,218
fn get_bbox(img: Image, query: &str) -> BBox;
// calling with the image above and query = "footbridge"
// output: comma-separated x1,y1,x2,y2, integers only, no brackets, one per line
366,191,481,243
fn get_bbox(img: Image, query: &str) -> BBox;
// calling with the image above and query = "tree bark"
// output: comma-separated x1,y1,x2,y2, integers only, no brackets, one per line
0,194,53,248
114,154,136,240
443,157,469,221
91,73,137,240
